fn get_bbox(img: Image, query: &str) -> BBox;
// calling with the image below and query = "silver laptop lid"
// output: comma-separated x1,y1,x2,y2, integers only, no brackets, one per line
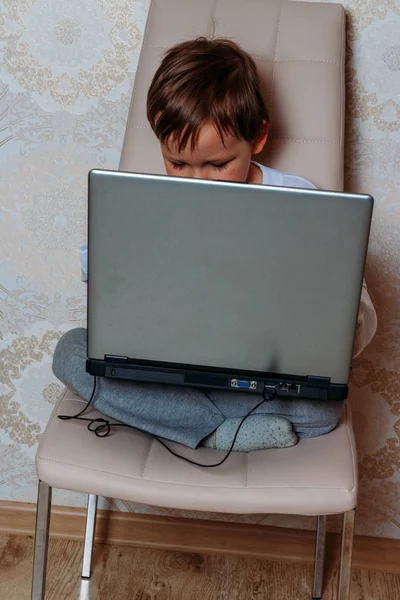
87,170,373,385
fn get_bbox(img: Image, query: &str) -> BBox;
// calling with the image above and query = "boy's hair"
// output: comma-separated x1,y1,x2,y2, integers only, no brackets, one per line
147,37,269,151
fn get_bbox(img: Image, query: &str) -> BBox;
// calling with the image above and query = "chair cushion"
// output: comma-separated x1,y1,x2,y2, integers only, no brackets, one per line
36,388,358,515
120,0,345,191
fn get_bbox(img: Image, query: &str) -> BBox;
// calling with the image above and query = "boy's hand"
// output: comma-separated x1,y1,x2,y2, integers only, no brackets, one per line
353,279,377,357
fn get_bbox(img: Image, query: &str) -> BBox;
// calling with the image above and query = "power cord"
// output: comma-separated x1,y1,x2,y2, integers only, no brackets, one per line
58,376,277,468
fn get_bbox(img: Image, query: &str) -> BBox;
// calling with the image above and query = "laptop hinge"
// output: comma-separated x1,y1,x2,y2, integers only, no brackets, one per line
104,354,129,364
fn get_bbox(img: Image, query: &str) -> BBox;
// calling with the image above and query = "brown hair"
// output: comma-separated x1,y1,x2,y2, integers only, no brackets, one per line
147,37,269,152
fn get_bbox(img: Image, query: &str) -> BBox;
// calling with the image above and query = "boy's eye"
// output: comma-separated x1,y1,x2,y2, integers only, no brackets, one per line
170,160,231,170
210,161,230,170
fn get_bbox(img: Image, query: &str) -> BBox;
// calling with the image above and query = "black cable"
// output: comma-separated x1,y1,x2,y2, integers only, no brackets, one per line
153,394,272,467
58,376,98,420
58,376,276,468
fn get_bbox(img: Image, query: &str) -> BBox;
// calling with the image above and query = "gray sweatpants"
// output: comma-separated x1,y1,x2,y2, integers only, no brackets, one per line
53,328,344,448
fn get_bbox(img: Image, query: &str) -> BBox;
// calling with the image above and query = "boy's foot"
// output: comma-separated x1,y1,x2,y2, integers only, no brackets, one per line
202,414,298,452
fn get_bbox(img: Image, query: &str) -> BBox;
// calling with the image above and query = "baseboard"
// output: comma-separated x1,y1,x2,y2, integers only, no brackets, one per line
0,500,399,574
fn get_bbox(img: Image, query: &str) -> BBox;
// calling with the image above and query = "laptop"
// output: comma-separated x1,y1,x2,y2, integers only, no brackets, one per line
86,169,373,402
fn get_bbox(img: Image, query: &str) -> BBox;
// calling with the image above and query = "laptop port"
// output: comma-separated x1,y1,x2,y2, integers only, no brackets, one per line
279,382,301,394
231,379,257,389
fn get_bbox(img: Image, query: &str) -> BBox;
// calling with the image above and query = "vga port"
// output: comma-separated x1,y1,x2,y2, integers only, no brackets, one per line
231,379,257,390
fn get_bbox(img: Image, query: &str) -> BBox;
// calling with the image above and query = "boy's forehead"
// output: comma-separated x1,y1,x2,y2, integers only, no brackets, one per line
163,123,241,159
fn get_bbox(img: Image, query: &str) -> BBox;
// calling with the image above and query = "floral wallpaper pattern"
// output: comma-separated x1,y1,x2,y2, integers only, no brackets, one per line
0,0,399,538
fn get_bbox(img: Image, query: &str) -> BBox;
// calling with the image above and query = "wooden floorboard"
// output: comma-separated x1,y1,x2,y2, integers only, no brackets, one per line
1,533,399,600
1,501,400,575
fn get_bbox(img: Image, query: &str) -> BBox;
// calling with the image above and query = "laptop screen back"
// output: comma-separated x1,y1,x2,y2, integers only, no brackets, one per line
87,170,373,384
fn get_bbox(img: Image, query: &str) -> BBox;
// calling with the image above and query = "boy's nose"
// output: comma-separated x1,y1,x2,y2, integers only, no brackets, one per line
193,168,213,180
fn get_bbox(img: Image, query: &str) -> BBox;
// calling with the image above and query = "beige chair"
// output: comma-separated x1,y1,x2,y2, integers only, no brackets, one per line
32,2,357,599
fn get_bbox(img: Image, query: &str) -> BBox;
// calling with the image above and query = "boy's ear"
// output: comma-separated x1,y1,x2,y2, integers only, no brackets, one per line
252,121,268,155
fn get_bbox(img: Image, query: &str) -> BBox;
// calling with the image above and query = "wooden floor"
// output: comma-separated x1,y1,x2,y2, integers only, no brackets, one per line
1,533,399,600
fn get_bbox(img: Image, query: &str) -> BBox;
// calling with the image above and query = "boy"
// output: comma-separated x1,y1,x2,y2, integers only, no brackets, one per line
54,38,377,452
147,38,316,189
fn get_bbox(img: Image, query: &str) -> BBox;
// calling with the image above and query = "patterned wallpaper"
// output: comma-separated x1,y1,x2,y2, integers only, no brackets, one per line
0,0,399,538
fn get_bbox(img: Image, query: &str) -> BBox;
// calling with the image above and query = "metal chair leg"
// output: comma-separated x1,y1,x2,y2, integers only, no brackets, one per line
31,480,52,600
81,494,98,579
312,515,327,599
337,509,356,600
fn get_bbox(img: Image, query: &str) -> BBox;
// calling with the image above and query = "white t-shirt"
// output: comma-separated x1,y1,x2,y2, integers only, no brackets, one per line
79,164,317,281
253,161,317,189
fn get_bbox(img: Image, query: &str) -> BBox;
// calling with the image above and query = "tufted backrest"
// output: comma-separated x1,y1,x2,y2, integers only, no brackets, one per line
120,0,345,191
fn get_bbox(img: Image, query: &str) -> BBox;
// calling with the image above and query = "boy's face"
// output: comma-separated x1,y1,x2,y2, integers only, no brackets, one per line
160,122,267,184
